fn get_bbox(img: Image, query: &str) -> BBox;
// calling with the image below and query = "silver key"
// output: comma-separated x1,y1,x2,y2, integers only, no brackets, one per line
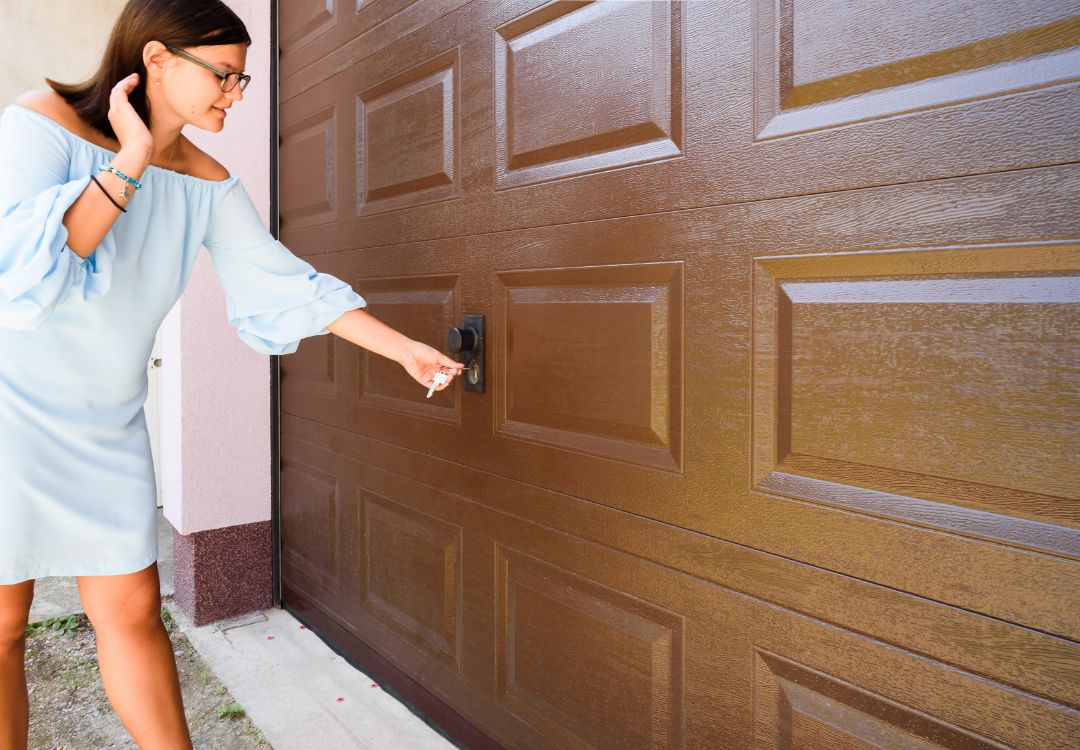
426,370,449,398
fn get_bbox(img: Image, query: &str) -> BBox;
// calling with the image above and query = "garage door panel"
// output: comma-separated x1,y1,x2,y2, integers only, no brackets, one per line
361,490,464,672
291,433,610,746
282,415,728,750
279,437,362,633
282,333,339,397
751,243,1080,554
278,460,343,602
485,503,1070,749
278,1,1080,745
493,0,683,190
280,0,1080,252
357,46,462,215
736,495,1080,640
351,270,465,416
287,165,1080,446
496,544,688,750
751,0,1080,141
363,454,737,748
751,649,998,750
742,0,1080,189
286,213,698,519
278,102,343,232
282,429,491,717
282,0,695,250
279,234,467,417
283,413,1080,713
282,170,1080,637
280,0,471,98
494,261,684,472
747,622,1077,750
279,14,491,256
483,481,1074,749
278,0,339,55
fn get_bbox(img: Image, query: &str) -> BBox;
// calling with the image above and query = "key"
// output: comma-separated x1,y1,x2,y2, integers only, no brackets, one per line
426,370,449,398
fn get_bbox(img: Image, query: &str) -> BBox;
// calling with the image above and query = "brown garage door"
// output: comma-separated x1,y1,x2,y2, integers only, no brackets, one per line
275,1,1080,747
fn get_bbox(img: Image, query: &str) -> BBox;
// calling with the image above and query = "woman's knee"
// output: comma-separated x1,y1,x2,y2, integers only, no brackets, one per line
77,562,162,631
0,579,35,652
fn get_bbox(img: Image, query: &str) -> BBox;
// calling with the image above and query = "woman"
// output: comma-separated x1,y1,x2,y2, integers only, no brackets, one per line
0,1,464,746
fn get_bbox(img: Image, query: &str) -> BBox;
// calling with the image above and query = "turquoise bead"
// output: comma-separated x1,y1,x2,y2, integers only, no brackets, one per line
98,165,141,190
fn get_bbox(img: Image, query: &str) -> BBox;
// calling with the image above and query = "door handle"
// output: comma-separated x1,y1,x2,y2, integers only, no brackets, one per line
447,314,484,392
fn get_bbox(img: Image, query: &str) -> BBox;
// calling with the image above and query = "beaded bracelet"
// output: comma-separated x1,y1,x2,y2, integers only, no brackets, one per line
99,165,142,190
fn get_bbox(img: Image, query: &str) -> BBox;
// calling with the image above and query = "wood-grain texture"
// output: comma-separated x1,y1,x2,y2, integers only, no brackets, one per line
278,1,1080,747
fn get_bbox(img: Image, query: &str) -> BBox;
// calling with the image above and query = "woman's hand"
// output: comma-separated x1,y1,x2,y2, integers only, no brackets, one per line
109,73,154,156
398,339,466,394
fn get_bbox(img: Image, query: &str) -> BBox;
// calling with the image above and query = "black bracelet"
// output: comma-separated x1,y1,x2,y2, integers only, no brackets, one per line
89,173,127,213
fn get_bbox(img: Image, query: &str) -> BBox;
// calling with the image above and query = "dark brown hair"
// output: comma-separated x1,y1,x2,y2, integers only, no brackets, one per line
44,0,251,141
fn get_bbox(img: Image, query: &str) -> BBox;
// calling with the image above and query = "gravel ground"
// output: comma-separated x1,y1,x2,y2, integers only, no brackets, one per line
23,594,271,749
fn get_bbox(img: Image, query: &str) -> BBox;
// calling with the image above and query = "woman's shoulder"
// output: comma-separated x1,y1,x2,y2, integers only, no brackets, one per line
184,146,231,182
11,89,231,182
14,89,97,143
10,89,75,143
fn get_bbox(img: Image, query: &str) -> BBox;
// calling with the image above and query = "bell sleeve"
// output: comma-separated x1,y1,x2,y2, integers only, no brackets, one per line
0,106,117,331
202,177,367,355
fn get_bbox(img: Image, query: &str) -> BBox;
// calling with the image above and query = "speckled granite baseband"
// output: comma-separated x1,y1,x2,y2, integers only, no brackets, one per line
172,520,272,627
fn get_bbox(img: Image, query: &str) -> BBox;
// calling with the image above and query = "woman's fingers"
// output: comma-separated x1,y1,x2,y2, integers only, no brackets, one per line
407,342,465,391
112,73,137,96
109,72,154,151
431,362,463,390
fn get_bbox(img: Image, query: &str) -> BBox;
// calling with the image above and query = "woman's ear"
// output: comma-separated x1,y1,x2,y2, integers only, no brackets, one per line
142,40,170,78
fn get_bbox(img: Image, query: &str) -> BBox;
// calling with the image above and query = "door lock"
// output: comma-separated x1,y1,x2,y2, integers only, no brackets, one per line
447,315,484,393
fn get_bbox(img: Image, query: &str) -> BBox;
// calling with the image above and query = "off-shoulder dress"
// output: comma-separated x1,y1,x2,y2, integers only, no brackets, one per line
0,103,367,584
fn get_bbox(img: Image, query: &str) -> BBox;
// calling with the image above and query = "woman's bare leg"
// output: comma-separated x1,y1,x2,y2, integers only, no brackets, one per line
0,578,34,750
77,561,193,750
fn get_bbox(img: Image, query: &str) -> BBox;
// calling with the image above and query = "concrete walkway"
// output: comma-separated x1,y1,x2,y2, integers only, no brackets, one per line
28,508,458,750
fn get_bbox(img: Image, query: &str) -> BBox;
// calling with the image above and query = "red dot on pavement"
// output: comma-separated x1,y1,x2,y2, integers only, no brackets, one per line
370,683,378,688
299,625,306,630
337,697,345,702
267,635,275,640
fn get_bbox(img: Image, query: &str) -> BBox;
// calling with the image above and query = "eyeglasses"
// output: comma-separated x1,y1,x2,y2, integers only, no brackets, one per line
165,45,251,93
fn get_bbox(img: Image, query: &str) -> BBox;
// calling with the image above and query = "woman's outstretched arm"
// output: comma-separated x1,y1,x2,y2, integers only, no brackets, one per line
326,308,464,393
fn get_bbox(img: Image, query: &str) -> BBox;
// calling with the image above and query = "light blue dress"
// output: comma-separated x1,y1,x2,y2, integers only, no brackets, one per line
0,103,367,584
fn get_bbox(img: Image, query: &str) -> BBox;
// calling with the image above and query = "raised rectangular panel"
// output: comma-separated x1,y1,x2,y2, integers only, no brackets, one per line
751,243,1080,557
279,106,337,227
352,274,460,417
362,491,462,669
280,0,335,53
284,337,338,396
753,0,1080,139
496,545,685,750
752,650,1001,749
280,462,341,593
494,262,683,472
356,49,459,215
494,0,683,189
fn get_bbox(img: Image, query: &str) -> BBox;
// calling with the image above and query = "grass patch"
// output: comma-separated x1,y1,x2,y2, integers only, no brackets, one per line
218,702,246,719
25,615,83,637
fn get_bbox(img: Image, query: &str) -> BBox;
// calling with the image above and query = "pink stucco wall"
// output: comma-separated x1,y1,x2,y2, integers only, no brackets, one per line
162,0,272,534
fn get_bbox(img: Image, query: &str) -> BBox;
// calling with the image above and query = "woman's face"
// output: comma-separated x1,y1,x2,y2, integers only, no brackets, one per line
149,42,248,131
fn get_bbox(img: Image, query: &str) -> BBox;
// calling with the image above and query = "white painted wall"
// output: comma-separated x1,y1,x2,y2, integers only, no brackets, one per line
0,0,129,107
